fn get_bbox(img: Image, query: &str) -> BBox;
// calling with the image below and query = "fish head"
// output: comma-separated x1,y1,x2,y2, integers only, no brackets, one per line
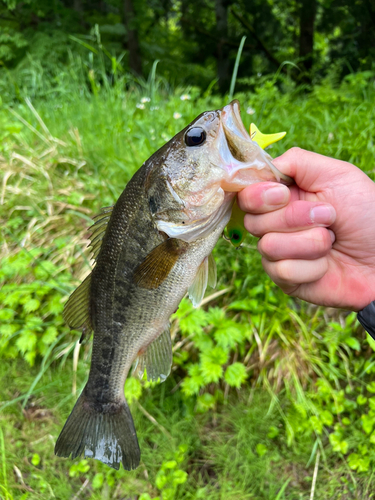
146,100,292,242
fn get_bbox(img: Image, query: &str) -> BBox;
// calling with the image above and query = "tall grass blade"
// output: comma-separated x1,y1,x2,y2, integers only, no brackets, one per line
68,35,99,54
228,36,246,101
25,97,53,141
274,477,291,500
0,426,12,500
149,59,160,101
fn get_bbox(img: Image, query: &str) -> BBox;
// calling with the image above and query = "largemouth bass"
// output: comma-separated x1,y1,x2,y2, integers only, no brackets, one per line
55,100,291,470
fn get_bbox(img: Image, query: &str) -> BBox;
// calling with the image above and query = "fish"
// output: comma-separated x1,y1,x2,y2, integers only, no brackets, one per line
54,100,292,471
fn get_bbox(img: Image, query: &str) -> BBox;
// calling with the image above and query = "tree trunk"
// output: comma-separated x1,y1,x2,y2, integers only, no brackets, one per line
299,0,317,84
123,0,142,76
73,0,82,13
215,0,230,94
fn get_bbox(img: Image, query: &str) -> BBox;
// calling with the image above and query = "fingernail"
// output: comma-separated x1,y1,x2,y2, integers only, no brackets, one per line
262,185,289,206
310,205,336,224
328,229,336,244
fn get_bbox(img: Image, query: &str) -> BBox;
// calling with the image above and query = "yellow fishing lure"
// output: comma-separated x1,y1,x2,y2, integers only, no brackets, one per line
225,124,286,247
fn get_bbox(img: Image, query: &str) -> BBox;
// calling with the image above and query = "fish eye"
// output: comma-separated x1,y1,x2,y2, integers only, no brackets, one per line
185,127,206,147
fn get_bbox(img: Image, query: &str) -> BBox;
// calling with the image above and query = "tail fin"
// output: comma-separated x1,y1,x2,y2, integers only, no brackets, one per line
54,392,140,470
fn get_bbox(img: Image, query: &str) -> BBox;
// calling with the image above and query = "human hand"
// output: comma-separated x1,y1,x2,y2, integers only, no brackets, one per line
237,147,375,311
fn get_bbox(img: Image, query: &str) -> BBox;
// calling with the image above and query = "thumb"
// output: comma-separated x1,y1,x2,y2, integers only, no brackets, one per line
273,147,351,192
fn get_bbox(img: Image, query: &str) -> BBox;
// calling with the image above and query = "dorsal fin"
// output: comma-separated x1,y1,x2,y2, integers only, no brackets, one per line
134,327,172,382
63,274,92,343
63,206,113,342
88,206,114,262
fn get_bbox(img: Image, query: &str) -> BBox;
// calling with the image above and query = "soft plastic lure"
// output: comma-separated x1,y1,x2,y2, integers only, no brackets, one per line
225,123,286,247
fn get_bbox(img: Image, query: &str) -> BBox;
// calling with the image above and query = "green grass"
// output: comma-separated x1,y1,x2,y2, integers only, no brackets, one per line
1,357,373,500
2,68,375,499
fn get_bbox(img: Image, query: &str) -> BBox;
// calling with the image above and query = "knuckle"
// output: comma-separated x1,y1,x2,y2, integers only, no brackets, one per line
285,200,313,228
288,146,303,157
258,234,274,259
238,184,266,213
244,214,263,237
309,228,331,254
274,260,294,283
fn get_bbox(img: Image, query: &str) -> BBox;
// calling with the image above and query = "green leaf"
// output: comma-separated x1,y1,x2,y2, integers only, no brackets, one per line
344,337,360,351
155,470,167,490
309,416,323,435
196,393,216,413
0,323,18,338
267,426,279,439
179,307,208,336
181,377,201,396
329,433,348,454
367,381,375,393
214,323,244,349
200,361,223,384
357,395,367,405
163,460,177,469
361,414,375,434
16,330,37,354
23,298,40,313
369,431,375,444
224,362,248,388
256,443,268,457
92,473,104,490
321,410,333,426
31,453,40,466
0,308,14,321
207,346,228,365
367,334,375,351
172,469,188,485
348,453,370,472
48,295,64,315
41,326,58,345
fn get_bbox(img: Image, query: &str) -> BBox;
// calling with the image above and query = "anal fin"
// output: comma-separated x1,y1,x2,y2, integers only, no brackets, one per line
134,327,172,382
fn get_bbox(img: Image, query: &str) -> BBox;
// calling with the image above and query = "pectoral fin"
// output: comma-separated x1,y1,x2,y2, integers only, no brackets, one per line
133,239,187,289
134,327,172,382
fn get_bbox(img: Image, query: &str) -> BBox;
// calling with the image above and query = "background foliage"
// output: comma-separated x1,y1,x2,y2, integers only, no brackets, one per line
1,1,375,499
1,0,375,97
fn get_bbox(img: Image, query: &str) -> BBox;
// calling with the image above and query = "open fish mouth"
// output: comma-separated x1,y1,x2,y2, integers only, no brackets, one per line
218,100,293,190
